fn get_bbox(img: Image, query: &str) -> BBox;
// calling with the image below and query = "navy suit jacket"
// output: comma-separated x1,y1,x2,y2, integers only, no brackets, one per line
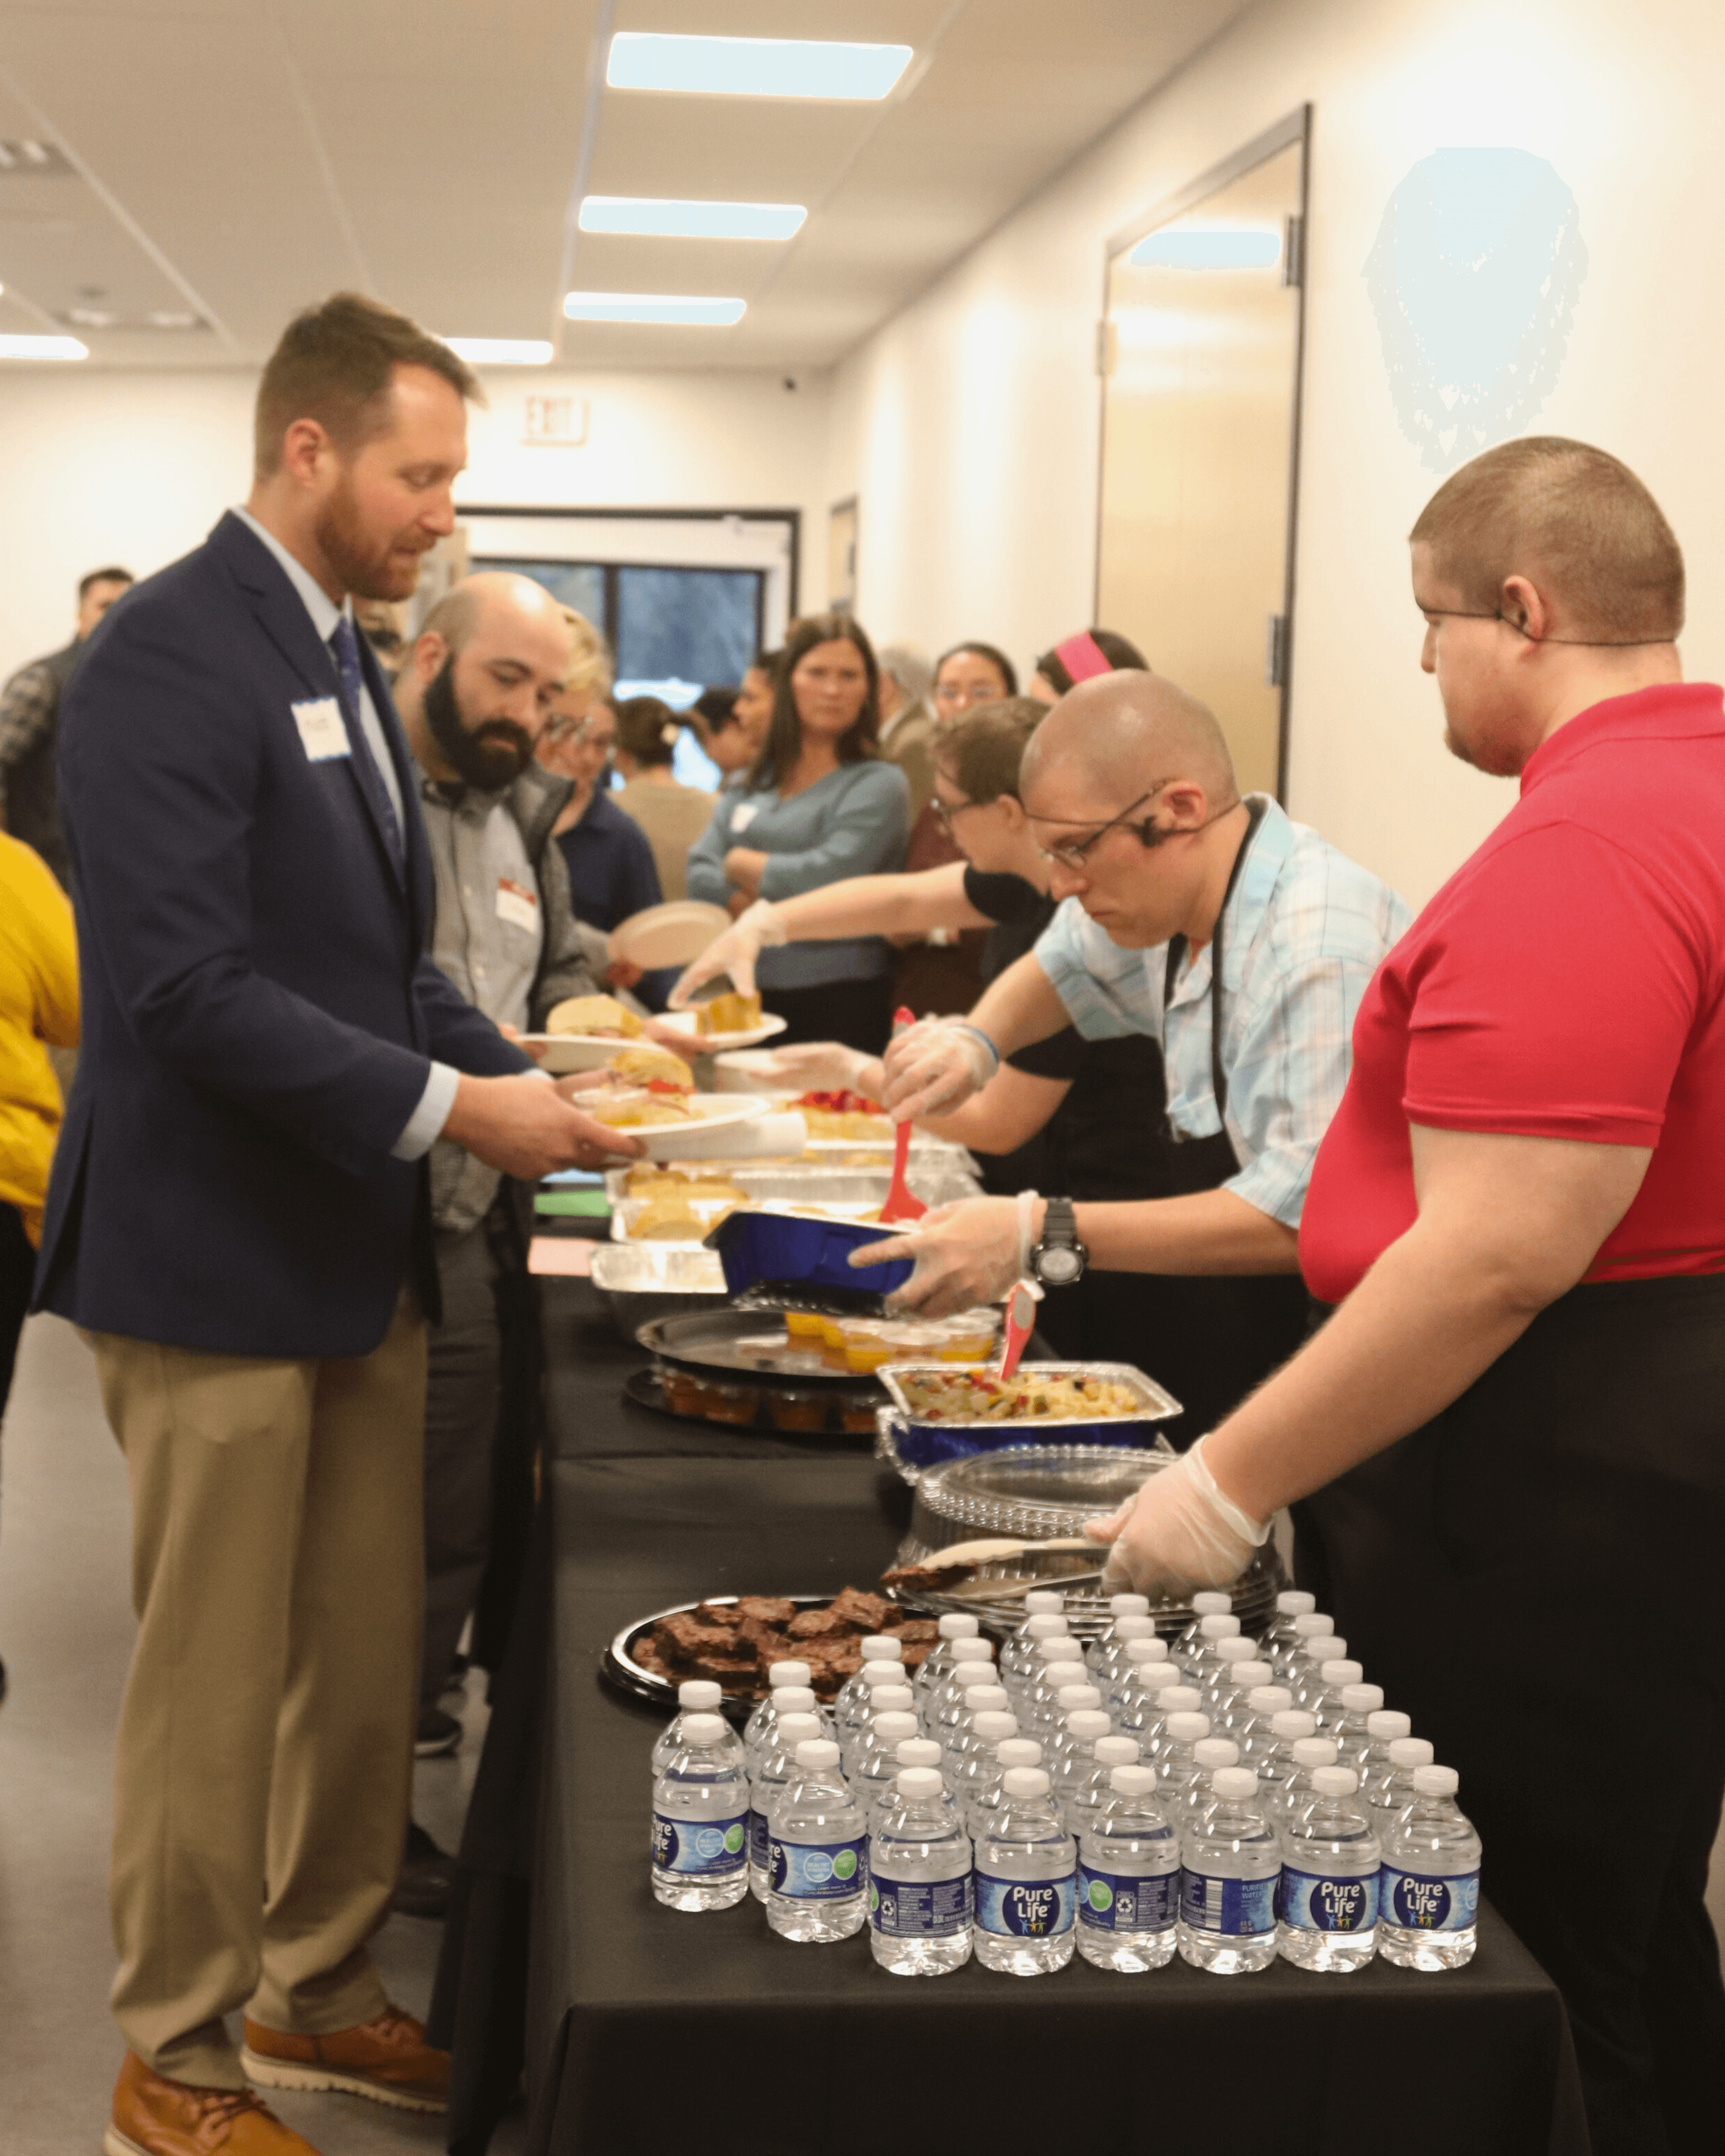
34,511,532,1358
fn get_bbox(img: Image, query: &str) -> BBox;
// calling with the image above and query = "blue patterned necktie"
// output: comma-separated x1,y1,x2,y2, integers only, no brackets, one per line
328,615,405,876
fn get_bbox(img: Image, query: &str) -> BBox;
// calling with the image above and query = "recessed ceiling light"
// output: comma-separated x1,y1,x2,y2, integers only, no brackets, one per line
443,337,553,365
0,333,86,360
580,196,807,242
606,33,912,101
563,292,745,327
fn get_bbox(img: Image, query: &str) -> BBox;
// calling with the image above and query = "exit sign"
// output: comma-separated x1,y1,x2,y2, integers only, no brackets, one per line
522,394,589,447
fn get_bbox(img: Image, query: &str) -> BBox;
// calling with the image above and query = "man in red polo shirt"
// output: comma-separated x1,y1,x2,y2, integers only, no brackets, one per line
1090,437,1725,2155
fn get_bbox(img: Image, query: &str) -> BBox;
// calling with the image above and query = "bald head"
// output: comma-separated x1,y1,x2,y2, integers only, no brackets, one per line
421,569,568,657
400,570,574,790
1021,670,1236,813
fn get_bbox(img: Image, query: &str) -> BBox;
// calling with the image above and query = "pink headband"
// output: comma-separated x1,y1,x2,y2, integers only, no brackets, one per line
1053,631,1113,684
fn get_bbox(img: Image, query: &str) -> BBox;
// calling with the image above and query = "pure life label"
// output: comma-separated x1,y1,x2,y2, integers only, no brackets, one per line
975,1870,1077,1937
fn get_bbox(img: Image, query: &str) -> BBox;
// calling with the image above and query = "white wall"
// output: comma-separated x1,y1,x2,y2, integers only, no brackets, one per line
0,364,831,683
826,0,1725,910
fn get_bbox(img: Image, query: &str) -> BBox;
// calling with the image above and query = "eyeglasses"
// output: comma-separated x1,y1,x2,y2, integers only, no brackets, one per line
1030,785,1165,871
930,794,981,829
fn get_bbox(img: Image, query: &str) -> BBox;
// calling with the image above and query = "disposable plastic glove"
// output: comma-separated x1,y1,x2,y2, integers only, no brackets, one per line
1085,1436,1270,1597
765,1041,886,1098
847,1197,1022,1316
879,1018,998,1121
667,898,786,1009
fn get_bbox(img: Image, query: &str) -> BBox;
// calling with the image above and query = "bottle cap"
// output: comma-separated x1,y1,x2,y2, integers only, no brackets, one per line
1110,1764,1157,1794
863,1660,913,1688
860,1636,904,1662
963,1684,1011,1712
1134,1661,1181,1691
1109,1593,1152,1617
872,1712,918,1742
1340,1684,1383,1713
1212,1637,1255,1664
1302,1634,1347,1662
1159,1686,1204,1715
1412,1765,1459,1796
1292,1736,1339,1768
677,1680,722,1709
1023,1614,1069,1641
1248,1686,1293,1714
1199,1614,1242,1641
1124,1635,1169,1663
1292,1613,1336,1640
1389,1737,1435,1767
1212,1767,1258,1799
894,1767,945,1800
870,1688,916,1715
681,1713,728,1745
996,1738,1042,1768
773,1686,816,1713
1113,1615,1157,1640
1036,1636,1085,1663
776,1711,822,1740
952,1634,995,1661
1001,1766,1050,1798
1271,1710,1317,1740
1066,1710,1113,1741
1276,1591,1317,1617
896,1738,941,1767
971,1711,1018,1741
1320,1659,1364,1689
1367,1711,1412,1742
1310,1766,1359,1797
1164,1711,1210,1742
1226,1661,1275,1691
767,1661,812,1687
1093,1736,1140,1766
937,1613,981,1639
1192,1592,1232,1616
793,1738,841,1769
1055,1684,1103,1711
1193,1738,1239,1769
1023,1594,1067,1618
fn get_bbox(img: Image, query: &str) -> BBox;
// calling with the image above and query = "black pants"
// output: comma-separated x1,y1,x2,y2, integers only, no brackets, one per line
761,974,893,1058
1297,1272,1725,2156
0,1201,34,1423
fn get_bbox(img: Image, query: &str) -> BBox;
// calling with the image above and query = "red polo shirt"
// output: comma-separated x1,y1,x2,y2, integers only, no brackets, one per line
1301,683,1725,1304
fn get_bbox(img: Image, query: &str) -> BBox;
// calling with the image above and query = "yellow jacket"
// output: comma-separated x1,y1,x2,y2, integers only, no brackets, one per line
0,833,78,1244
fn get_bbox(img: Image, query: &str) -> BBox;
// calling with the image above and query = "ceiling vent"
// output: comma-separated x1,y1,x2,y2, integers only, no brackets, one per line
0,141,74,177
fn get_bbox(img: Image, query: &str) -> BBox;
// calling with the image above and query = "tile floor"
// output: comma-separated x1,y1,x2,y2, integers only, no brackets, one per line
0,1315,527,2156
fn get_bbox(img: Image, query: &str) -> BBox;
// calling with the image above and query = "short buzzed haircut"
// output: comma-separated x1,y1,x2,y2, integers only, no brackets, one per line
254,292,481,479
937,697,1046,805
1411,437,1684,643
79,565,132,601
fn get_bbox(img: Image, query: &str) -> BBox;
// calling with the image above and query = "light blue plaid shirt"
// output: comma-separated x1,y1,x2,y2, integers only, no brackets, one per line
1032,796,1412,1227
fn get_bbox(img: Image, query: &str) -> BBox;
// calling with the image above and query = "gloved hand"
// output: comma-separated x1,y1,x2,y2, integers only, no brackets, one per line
847,1197,1023,1316
880,1018,999,1121
765,1040,886,1098
1085,1437,1270,1596
667,898,787,1008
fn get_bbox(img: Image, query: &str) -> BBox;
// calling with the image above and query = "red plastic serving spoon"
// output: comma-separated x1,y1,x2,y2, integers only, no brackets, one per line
878,1006,928,1225
998,1279,1041,1380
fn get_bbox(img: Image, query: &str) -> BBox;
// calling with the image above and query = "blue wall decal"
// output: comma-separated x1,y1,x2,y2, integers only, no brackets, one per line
1364,148,1588,471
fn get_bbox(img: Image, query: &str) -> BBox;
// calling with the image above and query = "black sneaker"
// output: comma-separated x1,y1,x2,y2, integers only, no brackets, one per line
415,1704,462,1758
392,1821,454,1920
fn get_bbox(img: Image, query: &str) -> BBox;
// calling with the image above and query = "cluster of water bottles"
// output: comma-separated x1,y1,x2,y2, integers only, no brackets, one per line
649,1586,1481,1979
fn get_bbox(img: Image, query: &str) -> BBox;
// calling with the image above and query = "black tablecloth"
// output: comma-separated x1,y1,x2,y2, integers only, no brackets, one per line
433,1279,1592,2156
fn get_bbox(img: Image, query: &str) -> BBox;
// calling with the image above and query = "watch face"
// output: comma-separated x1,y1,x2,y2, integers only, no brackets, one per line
1038,1245,1083,1286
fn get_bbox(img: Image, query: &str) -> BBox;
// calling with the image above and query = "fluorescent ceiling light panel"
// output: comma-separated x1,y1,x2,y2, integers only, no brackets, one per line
443,337,552,364
563,291,744,326
1131,227,1283,271
607,33,911,101
0,333,86,359
580,196,806,241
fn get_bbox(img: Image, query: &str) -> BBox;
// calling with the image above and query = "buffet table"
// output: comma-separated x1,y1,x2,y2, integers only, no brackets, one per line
432,1275,1590,2156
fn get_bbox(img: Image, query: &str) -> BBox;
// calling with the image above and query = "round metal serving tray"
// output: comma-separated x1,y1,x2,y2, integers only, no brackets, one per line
890,1444,1287,1639
604,1593,840,1719
635,1307,892,1393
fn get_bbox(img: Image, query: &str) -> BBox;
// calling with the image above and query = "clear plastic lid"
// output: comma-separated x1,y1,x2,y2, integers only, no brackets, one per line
1093,1736,1140,1766
1367,1711,1412,1741
971,1711,1018,1741
1110,1764,1157,1794
1388,1737,1435,1767
793,1738,841,1769
1124,1635,1169,1662
1199,1614,1242,1641
1192,1592,1232,1616
680,1713,728,1745
1001,1766,1051,1798
1275,1591,1317,1617
1109,1593,1152,1617
1291,1736,1339,1768
1164,1711,1210,1742
1320,1659,1364,1688
1292,1613,1336,1640
937,1613,980,1639
1247,1686,1293,1713
1055,1684,1103,1710
1066,1711,1113,1740
1411,1765,1459,1797
863,1660,914,1688
1212,1767,1257,1799
677,1680,722,1708
860,1635,904,1661
995,1738,1043,1768
894,1767,944,1800
872,1712,918,1742
767,1661,812,1687
1024,1595,1068,1618
773,1686,816,1712
1310,1766,1359,1797
1340,1684,1383,1713
896,1738,942,1767
1193,1738,1239,1769
1270,1709,1317,1740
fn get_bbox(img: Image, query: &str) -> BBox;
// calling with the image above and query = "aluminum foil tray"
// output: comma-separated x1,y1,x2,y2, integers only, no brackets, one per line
588,1243,726,1342
875,1360,1181,1478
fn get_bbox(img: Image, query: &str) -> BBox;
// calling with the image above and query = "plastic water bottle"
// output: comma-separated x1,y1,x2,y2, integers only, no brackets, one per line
833,1634,904,1730
1088,1612,1158,1693
747,1712,823,1902
1019,1641,1089,1732
1254,1709,1318,1817
1062,1733,1142,1841
1313,1659,1366,1730
999,1607,1068,1691
767,1739,868,1942
1201,1636,1258,1710
973,1767,1078,1974
932,1658,1000,1735
1278,1765,1382,1971
912,1613,981,1710
1260,1589,1317,1666
1077,1764,1180,1971
1174,1738,1241,1829
1184,1613,1243,1695
655,1680,747,1781
1049,1709,1114,1810
846,1680,916,1777
1365,1736,1435,1839
1287,1635,1347,1715
1379,1766,1481,1969
1278,1735,1341,1828
1086,1594,1153,1677
742,1660,814,1766
1172,1591,1232,1674
868,1769,974,1976
1360,1709,1413,1784
740,1684,821,1780
1238,1685,1295,1764
1326,1683,1385,1765
1105,1632,1170,1715
1046,1683,1106,1748
839,1658,911,1764
876,1737,961,1835
652,1712,750,1911
1178,1767,1280,1973
854,1710,922,1822
1147,1708,1210,1796
1274,1611,1337,1684
973,1736,1043,1839
1116,1659,1183,1743
1210,1660,1276,1740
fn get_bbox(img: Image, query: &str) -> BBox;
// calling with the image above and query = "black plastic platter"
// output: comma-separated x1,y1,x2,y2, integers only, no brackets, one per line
605,1592,837,1719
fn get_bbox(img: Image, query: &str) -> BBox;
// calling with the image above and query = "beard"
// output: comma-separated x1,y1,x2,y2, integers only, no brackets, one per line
314,471,432,602
423,657,535,791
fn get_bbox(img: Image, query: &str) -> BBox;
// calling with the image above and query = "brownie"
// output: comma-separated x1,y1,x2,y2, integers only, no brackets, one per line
786,1608,845,1638
885,1618,940,1642
735,1596,799,1624
827,1586,893,1631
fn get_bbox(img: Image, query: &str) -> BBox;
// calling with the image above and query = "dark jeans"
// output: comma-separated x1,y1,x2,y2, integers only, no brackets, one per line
0,1201,34,1423
761,973,894,1058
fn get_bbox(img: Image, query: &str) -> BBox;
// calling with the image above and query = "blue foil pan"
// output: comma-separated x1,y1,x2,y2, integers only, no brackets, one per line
706,1207,915,1300
875,1361,1181,1477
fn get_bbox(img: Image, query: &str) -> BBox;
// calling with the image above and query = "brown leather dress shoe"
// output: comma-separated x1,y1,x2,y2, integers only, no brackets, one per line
239,2005,448,2114
106,2051,322,2156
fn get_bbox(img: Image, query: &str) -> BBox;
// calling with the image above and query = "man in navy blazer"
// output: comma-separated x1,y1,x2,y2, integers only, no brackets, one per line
40,294,637,2156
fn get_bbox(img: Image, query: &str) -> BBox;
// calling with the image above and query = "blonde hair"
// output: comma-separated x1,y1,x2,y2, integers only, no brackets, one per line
561,607,613,694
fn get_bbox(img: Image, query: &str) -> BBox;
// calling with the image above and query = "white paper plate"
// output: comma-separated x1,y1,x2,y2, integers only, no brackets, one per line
518,1030,641,1074
656,1008,789,1054
589,1096,808,1163
606,900,731,971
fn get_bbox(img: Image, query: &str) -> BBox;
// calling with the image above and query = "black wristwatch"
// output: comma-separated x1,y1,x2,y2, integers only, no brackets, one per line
1030,1196,1088,1287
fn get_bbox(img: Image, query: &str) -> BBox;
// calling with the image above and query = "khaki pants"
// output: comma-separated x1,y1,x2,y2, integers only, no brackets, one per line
87,1296,427,2089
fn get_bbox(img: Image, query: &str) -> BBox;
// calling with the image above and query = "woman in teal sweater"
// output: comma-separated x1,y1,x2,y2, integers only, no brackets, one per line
686,613,909,1053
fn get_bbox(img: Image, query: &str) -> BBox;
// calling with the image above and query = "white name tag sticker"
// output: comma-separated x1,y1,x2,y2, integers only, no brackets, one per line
292,697,350,762
496,876,540,934
730,802,758,833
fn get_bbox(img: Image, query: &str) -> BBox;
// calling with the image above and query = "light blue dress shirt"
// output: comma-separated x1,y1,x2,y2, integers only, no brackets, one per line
1033,795,1412,1227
